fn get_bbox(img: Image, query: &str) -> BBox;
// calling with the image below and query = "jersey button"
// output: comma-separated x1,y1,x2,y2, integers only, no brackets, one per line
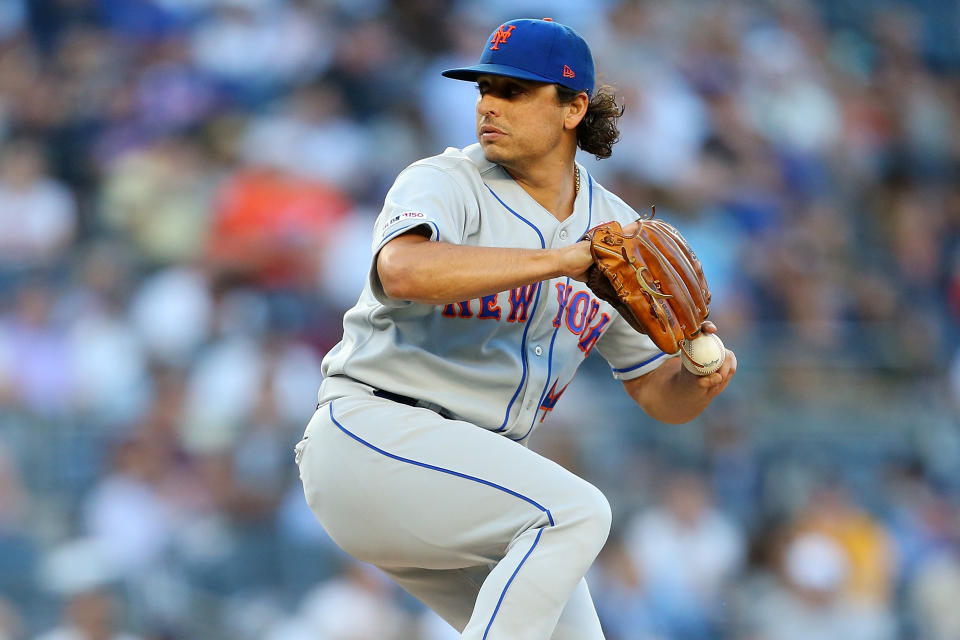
559,230,569,240
534,346,543,356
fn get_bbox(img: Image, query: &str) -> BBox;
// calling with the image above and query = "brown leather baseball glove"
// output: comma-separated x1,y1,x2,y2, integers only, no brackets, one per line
583,211,711,354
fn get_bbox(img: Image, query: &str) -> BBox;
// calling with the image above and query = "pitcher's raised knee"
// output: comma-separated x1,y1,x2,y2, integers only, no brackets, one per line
554,482,612,559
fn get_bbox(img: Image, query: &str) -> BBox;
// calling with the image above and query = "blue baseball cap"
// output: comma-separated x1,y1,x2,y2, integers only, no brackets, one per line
442,18,595,96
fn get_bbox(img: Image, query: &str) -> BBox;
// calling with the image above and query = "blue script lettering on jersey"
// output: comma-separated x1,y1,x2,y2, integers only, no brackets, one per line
565,292,590,333
551,283,610,357
477,293,502,320
577,312,610,355
507,285,537,322
442,286,529,321
441,284,610,357
442,300,474,318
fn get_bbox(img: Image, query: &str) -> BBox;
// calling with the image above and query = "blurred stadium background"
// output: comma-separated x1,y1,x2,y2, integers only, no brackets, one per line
0,0,959,638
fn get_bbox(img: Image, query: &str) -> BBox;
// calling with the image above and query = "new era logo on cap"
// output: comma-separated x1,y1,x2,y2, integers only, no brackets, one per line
441,18,595,96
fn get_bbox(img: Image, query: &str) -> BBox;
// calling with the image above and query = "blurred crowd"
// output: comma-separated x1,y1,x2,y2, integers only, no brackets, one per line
0,0,959,638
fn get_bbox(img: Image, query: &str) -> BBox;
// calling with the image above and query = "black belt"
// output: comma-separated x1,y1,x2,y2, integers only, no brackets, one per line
372,388,455,420
372,388,420,406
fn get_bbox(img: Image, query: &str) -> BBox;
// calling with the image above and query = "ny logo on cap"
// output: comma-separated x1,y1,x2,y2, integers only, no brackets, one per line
489,24,516,50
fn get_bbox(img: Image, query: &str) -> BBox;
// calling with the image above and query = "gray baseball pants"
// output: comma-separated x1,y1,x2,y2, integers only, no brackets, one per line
297,383,609,639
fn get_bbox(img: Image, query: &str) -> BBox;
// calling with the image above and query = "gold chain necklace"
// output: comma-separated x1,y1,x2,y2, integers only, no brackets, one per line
574,165,581,197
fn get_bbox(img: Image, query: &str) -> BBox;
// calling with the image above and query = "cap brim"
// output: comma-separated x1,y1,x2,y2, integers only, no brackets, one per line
441,63,557,86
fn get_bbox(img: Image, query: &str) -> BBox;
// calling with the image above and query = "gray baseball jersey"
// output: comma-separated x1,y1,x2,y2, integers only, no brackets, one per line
300,143,673,639
318,143,668,442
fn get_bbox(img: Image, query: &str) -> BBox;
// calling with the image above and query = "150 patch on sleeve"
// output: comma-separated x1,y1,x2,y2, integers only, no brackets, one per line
385,212,425,228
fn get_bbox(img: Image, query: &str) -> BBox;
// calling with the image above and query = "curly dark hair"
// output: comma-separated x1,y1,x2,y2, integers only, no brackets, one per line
556,84,624,159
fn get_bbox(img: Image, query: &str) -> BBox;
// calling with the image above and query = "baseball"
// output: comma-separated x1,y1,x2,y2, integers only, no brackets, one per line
681,333,726,376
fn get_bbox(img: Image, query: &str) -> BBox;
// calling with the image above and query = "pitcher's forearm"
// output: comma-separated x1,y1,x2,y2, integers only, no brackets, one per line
377,234,591,304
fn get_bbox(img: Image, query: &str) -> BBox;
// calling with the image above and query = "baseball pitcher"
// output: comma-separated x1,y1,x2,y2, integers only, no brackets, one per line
296,18,737,639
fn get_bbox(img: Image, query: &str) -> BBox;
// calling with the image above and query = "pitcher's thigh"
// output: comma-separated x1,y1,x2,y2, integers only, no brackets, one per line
299,397,608,570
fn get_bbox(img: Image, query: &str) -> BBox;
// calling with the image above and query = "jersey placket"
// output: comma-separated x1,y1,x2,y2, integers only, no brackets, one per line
511,271,569,437
514,223,567,431
511,181,592,437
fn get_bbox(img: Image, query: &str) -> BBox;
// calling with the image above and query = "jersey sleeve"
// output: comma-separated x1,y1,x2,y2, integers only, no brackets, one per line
592,314,674,380
368,163,471,304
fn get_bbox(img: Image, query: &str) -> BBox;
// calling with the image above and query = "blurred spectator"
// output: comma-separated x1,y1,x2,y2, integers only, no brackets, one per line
180,326,264,454
601,65,709,187
81,433,177,577
99,137,218,265
703,415,761,529
265,562,410,640
231,384,295,506
205,166,352,289
0,280,73,416
133,39,220,135
325,18,414,122
590,535,666,640
37,537,141,640
908,552,960,640
67,297,149,427
623,470,745,639
239,82,370,194
35,588,141,640
791,483,896,608
316,207,376,312
417,13,492,151
740,24,841,156
264,335,324,427
180,326,322,454
128,266,213,368
0,140,76,269
189,2,330,98
884,460,958,586
743,532,895,640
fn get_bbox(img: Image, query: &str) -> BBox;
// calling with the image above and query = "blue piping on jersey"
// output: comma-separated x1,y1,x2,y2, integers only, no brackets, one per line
612,351,669,374
485,185,546,247
514,172,595,442
485,184,545,433
483,527,544,639
380,220,440,247
327,401,556,526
